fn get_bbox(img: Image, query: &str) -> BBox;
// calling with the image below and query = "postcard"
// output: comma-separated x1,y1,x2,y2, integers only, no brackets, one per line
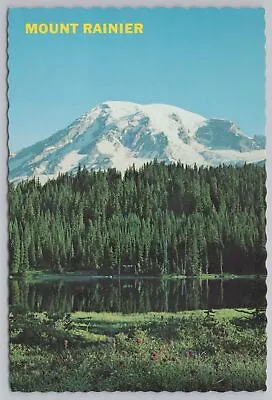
8,7,266,392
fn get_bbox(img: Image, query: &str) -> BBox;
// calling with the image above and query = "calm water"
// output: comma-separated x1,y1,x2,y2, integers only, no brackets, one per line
9,276,266,314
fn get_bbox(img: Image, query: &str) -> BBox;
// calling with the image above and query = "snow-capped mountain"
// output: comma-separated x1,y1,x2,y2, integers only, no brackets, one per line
9,101,265,183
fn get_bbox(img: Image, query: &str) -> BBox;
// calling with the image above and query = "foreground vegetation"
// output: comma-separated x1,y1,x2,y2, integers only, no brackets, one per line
9,163,266,276
9,308,266,392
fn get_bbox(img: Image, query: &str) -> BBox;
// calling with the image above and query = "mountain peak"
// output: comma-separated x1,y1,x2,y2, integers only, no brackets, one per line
9,101,265,183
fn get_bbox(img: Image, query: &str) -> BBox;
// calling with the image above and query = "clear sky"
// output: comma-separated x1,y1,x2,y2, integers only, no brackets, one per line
8,8,265,152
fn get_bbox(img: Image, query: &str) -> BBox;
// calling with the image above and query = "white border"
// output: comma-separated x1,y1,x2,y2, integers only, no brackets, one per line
1,0,271,398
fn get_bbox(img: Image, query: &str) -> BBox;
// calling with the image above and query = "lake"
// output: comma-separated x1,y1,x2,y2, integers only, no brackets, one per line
9,275,266,314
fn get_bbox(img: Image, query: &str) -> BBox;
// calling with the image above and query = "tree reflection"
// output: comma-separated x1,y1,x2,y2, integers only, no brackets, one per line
9,277,266,314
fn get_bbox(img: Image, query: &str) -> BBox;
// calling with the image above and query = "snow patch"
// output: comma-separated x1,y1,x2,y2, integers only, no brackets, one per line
56,151,86,173
97,139,149,172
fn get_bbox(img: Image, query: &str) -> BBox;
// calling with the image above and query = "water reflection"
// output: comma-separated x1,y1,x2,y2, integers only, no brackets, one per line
9,277,266,314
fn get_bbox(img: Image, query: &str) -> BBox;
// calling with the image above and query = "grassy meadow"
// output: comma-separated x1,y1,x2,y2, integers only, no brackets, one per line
9,308,266,392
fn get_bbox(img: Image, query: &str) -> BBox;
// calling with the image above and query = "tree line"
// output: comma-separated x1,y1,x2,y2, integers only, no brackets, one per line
9,162,266,276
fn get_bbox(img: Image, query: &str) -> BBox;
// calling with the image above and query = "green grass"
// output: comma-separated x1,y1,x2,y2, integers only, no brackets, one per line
9,308,266,392
72,308,252,321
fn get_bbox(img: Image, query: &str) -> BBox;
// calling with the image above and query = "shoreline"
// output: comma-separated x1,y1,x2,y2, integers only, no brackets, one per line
10,270,267,283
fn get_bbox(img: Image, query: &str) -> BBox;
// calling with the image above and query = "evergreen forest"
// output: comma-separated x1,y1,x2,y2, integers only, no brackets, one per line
8,162,266,277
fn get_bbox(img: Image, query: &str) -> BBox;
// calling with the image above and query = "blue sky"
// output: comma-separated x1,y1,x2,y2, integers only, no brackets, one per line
8,8,265,151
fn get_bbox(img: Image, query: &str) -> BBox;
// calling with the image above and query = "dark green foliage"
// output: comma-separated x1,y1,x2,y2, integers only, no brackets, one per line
9,309,78,348
9,162,266,276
